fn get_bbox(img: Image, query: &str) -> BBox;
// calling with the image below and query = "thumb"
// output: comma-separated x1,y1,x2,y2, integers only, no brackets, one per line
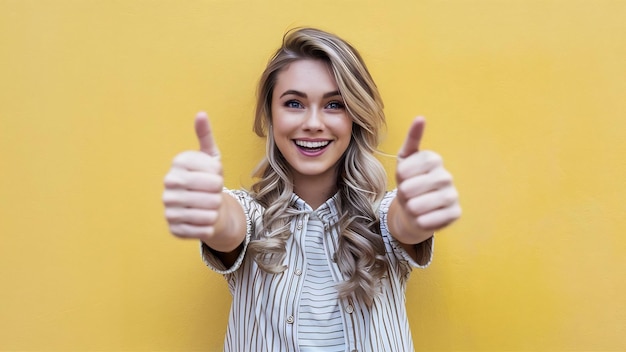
194,111,220,157
397,116,425,158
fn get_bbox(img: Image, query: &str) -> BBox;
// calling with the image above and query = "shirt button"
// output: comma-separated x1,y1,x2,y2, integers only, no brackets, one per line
286,315,294,324
297,222,303,230
294,269,302,276
345,305,354,314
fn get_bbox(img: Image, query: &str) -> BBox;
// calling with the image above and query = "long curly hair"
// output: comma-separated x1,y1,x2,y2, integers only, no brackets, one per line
248,27,388,305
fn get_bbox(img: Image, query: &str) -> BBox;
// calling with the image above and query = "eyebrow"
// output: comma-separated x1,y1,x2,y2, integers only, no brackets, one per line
279,90,342,99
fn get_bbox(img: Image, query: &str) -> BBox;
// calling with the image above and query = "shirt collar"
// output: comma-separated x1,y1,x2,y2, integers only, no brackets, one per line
290,192,340,226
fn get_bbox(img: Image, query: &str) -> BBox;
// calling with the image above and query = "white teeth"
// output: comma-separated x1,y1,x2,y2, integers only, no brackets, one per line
295,140,330,148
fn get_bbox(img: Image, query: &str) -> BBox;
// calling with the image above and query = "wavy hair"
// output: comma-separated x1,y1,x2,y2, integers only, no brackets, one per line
248,27,388,305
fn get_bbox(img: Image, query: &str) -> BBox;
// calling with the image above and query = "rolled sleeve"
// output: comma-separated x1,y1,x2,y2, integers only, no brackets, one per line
200,189,254,275
379,189,434,269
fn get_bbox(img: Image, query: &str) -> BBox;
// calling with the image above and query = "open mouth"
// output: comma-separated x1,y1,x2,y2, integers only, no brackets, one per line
294,140,331,153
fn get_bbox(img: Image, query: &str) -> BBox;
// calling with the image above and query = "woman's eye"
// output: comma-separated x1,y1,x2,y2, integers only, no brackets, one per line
285,100,303,109
326,101,345,110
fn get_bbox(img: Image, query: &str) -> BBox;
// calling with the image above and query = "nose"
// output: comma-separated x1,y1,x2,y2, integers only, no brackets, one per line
303,107,324,131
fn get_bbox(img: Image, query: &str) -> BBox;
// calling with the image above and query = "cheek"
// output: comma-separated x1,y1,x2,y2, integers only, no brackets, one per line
272,116,294,136
271,121,292,150
338,119,354,138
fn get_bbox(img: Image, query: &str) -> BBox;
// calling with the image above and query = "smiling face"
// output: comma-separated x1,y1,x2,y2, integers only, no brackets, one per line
271,59,353,191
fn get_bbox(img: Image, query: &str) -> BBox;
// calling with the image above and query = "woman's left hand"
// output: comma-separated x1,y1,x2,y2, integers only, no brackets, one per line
395,117,462,231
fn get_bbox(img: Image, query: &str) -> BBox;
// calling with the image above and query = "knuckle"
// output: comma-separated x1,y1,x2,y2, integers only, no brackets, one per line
199,193,218,210
429,152,443,163
451,204,462,219
205,211,219,224
161,191,174,206
207,175,224,193
212,195,223,209
397,181,411,198
423,152,443,169
163,173,170,187
405,198,422,216
164,208,182,222
163,172,183,188
396,162,410,180
172,151,191,166
168,223,185,237
162,191,183,207
169,223,213,239
167,225,177,236
203,226,216,238
416,216,431,230
443,189,458,204
439,169,453,184
213,162,224,176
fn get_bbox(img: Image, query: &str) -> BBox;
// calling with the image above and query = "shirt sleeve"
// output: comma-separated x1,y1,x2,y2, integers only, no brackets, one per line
199,189,254,275
379,189,434,270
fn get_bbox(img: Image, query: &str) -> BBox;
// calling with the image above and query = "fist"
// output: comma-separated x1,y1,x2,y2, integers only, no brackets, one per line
395,117,461,231
162,112,224,239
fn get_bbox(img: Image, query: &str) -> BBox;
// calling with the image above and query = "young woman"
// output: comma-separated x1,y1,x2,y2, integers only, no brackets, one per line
163,27,461,351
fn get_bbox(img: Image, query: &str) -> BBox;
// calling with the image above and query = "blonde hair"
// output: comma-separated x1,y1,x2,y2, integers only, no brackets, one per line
248,28,388,305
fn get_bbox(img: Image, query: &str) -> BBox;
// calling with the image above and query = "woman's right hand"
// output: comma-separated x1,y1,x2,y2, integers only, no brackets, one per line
162,112,224,241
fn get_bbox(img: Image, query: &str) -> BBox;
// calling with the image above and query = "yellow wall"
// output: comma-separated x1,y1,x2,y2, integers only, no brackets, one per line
1,0,625,350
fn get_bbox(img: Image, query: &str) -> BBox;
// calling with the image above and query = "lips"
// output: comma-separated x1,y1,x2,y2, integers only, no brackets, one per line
293,139,331,156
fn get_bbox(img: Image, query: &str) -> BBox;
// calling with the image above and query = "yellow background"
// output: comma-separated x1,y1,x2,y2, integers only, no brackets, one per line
1,0,625,351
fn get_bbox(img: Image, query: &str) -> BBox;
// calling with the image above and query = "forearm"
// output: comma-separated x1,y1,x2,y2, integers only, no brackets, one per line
201,192,247,253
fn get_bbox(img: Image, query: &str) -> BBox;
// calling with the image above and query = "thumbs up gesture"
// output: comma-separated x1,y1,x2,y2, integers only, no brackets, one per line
162,112,225,240
395,117,461,232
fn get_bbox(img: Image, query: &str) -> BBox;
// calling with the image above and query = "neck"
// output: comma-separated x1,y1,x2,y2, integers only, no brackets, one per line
293,173,338,210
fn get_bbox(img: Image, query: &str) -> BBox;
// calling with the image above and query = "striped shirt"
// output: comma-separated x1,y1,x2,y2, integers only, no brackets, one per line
201,189,434,352
298,211,344,350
